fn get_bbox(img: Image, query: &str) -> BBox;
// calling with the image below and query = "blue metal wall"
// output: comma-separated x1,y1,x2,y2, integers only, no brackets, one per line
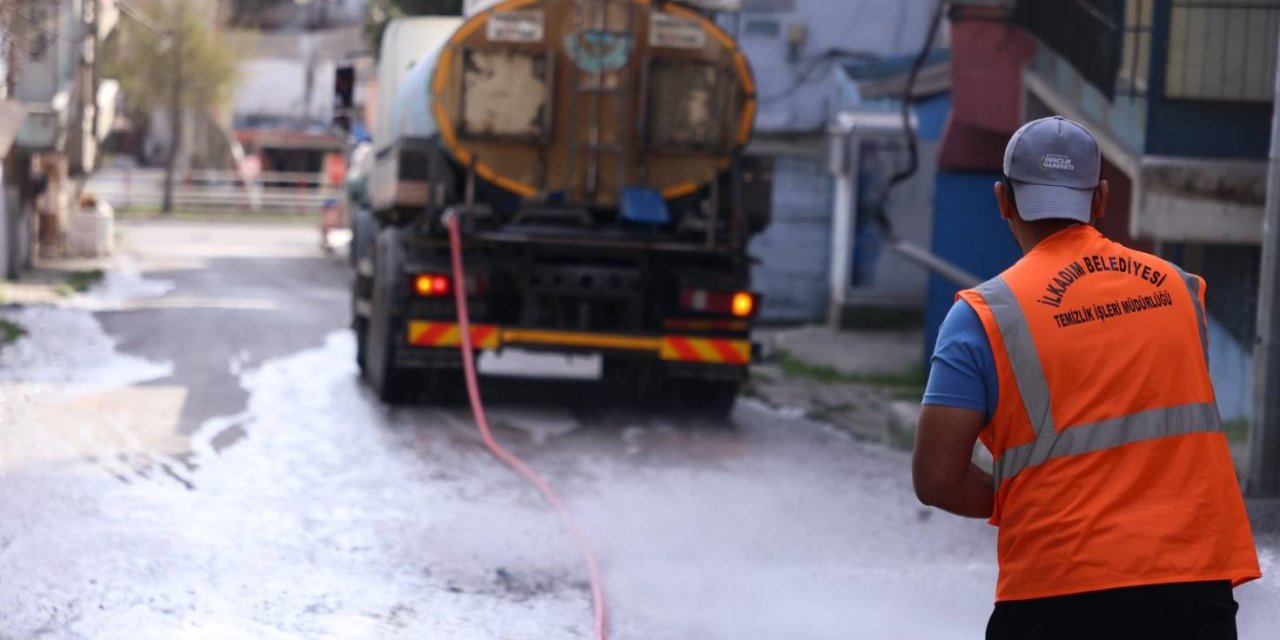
1145,100,1274,159
923,170,1023,368
750,155,833,323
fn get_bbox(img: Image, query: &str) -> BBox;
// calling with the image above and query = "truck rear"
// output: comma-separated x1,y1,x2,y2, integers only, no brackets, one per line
352,0,765,415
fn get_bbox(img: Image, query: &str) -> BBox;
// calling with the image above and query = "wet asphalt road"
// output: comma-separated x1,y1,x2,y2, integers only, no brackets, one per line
0,220,1277,639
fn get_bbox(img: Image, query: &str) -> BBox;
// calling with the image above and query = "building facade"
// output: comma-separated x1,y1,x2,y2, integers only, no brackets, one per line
931,0,1276,426
3,0,118,273
736,0,947,323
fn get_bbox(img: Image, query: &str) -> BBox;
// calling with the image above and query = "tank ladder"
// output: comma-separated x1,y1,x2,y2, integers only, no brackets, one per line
565,0,638,204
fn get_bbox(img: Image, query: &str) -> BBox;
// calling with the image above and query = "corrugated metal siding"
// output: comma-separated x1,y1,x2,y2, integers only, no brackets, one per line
1201,243,1260,348
750,155,832,323
1208,316,1253,422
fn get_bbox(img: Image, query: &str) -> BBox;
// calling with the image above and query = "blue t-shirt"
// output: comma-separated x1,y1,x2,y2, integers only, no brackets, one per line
924,299,999,423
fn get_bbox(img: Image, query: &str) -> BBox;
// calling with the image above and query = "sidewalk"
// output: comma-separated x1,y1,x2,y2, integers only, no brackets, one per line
2,263,113,305
751,325,1280,540
1,256,117,347
750,324,926,446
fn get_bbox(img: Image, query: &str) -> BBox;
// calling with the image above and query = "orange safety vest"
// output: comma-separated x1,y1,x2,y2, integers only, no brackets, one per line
958,225,1260,602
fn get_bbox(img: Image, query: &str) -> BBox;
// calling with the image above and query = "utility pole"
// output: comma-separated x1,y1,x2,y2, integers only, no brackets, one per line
1248,24,1280,497
89,0,100,144
161,2,184,215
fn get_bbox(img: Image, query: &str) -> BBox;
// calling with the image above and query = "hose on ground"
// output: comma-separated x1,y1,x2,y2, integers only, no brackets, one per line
445,211,610,640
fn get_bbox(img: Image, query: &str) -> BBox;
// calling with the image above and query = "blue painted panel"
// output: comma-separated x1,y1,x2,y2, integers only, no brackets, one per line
923,170,1023,370
1145,99,1273,159
620,187,670,225
750,156,833,323
1208,316,1253,422
914,93,952,142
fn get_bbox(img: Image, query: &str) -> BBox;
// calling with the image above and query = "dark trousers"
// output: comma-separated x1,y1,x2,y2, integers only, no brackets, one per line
986,581,1238,640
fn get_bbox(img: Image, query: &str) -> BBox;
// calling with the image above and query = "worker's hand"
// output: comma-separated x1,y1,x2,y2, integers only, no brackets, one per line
912,405,995,519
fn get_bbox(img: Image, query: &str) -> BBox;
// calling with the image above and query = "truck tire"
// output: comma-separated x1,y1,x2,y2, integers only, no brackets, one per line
609,359,740,420
354,317,369,375
364,226,416,404
351,206,377,373
350,205,375,267
667,379,740,420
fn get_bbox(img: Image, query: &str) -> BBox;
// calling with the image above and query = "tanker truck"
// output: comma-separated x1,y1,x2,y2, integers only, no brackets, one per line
353,0,766,414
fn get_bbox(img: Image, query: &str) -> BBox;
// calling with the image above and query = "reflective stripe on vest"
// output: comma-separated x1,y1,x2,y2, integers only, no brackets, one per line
1172,265,1210,368
974,274,1223,486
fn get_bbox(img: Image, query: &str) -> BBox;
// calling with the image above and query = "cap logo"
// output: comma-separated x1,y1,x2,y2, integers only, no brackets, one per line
1041,153,1075,172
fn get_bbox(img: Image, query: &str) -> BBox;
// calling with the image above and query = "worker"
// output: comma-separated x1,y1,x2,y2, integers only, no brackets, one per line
912,116,1260,639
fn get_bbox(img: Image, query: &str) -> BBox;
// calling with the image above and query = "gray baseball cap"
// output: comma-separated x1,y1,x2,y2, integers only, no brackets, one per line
1003,116,1102,222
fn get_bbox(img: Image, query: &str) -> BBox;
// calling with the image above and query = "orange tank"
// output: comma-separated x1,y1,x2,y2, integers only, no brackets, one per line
429,0,756,206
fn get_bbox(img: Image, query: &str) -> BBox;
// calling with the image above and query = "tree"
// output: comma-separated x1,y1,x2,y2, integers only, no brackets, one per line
107,0,238,213
364,0,463,53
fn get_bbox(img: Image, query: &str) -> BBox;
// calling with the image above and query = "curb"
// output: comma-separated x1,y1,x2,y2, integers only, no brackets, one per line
1246,498,1280,539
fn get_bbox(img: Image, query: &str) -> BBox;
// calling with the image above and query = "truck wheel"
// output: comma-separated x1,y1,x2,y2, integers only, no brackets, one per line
351,206,378,374
353,316,369,374
350,206,375,267
664,378,740,420
364,227,416,405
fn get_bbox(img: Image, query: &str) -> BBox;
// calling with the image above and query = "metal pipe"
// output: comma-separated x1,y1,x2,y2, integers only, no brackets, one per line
1248,15,1280,497
888,238,983,289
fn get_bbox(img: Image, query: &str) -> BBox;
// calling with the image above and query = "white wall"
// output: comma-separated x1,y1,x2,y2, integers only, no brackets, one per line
737,0,942,132
235,58,336,121
228,26,363,123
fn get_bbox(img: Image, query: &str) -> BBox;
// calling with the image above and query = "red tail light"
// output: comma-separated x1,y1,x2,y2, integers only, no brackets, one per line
414,273,452,297
680,288,759,318
411,273,487,298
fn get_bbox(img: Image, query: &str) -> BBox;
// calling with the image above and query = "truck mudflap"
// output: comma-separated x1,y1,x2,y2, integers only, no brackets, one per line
406,321,753,365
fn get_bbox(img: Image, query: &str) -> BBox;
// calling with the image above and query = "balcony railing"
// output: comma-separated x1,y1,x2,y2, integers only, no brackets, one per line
1015,0,1127,99
1017,0,1280,103
1164,0,1280,102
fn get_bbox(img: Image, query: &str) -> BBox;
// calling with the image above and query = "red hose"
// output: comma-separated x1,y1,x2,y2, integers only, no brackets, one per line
446,214,609,640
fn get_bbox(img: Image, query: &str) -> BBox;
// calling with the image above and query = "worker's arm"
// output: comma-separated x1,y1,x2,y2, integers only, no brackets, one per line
912,405,994,519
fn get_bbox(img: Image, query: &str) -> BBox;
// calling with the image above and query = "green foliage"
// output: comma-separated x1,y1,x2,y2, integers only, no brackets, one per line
0,318,27,346
775,349,926,398
106,0,239,116
65,269,106,293
1223,418,1250,444
807,402,856,423
364,0,464,53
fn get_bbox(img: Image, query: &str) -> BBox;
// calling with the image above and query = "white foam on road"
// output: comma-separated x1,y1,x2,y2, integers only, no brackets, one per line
0,305,173,387
1,313,1278,639
64,261,177,312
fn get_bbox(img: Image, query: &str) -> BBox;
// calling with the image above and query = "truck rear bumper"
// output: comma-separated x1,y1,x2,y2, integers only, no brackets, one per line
404,321,752,365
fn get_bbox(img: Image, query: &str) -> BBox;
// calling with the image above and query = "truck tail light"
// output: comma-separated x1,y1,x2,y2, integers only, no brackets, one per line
414,273,451,297
411,273,487,298
680,288,759,318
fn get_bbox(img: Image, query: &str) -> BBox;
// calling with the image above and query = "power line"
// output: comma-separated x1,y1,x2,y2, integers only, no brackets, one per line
871,0,948,238
758,49,881,105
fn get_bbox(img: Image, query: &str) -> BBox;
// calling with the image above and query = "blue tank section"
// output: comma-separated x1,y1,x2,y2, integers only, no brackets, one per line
389,44,449,143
